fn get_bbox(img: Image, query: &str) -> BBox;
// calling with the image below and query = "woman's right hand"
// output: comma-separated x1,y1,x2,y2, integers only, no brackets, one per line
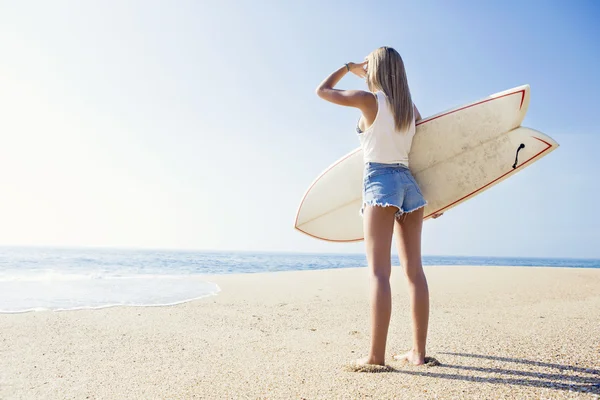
348,61,368,79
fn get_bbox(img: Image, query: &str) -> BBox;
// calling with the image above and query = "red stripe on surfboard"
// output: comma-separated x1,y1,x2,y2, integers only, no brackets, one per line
416,89,526,126
295,227,365,243
520,90,526,109
294,88,529,242
423,136,553,219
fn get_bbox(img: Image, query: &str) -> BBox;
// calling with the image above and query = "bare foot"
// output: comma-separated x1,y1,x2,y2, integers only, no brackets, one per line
355,356,385,366
392,349,425,365
345,356,391,373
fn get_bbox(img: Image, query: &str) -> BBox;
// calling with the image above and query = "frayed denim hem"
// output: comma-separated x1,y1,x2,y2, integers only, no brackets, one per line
360,200,427,220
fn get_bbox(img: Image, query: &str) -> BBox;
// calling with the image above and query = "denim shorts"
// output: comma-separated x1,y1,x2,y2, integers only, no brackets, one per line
361,162,427,218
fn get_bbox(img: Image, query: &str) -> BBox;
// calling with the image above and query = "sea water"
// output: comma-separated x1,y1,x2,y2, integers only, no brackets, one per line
1,247,597,313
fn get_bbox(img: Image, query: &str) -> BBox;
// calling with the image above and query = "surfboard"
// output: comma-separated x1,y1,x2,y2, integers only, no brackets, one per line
294,85,559,242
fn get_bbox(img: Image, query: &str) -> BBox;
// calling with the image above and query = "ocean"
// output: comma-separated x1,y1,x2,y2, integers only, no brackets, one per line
1,247,597,313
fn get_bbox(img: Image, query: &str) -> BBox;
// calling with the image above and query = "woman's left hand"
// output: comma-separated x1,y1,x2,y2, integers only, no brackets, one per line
348,61,368,79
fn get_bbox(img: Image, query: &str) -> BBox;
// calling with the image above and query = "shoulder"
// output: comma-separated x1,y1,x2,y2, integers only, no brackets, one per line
357,91,377,112
343,90,377,114
352,90,377,104
316,88,376,111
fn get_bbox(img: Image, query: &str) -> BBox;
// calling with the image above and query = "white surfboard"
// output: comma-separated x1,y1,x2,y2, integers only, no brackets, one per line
295,85,559,242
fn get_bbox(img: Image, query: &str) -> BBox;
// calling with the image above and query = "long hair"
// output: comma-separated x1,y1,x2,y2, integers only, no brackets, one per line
366,47,414,132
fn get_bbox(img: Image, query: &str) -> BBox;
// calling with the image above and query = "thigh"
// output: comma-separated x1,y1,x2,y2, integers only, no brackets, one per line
363,205,397,278
393,207,424,275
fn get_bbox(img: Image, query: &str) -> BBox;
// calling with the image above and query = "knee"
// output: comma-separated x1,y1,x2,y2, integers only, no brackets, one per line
370,268,391,282
403,262,425,283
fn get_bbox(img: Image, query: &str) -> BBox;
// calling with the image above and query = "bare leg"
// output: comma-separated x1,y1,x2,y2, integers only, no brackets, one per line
392,207,429,365
355,205,397,366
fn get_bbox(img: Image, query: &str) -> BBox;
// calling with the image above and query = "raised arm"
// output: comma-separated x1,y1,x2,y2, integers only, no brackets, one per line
316,62,375,113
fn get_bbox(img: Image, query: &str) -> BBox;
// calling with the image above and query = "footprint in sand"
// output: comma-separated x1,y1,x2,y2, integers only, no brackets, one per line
344,363,394,373
345,357,441,373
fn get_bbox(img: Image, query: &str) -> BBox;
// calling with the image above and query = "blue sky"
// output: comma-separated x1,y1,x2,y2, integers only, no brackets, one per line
0,1,598,257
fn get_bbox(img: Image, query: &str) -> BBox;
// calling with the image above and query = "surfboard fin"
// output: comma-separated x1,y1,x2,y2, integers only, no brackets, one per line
512,143,526,169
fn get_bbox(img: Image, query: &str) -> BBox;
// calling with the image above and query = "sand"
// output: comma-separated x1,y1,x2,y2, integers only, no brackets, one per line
1,266,599,399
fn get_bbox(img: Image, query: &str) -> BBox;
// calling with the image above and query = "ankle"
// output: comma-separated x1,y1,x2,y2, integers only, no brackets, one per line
367,353,386,365
411,348,426,358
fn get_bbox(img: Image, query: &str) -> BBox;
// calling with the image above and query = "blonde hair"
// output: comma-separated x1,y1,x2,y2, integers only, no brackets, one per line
366,47,414,132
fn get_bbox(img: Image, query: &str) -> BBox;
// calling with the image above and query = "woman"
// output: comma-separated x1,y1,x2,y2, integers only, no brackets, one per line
316,47,436,367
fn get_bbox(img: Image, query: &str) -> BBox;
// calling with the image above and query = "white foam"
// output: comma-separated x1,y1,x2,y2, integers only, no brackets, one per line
0,273,221,313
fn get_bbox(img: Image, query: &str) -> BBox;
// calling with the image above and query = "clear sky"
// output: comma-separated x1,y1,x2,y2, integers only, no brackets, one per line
0,1,598,258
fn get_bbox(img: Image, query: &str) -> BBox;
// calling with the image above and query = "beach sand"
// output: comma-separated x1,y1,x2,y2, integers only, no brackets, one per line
1,266,599,399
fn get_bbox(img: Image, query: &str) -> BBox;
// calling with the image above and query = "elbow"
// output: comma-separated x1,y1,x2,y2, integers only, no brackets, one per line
315,86,325,98
315,85,331,99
